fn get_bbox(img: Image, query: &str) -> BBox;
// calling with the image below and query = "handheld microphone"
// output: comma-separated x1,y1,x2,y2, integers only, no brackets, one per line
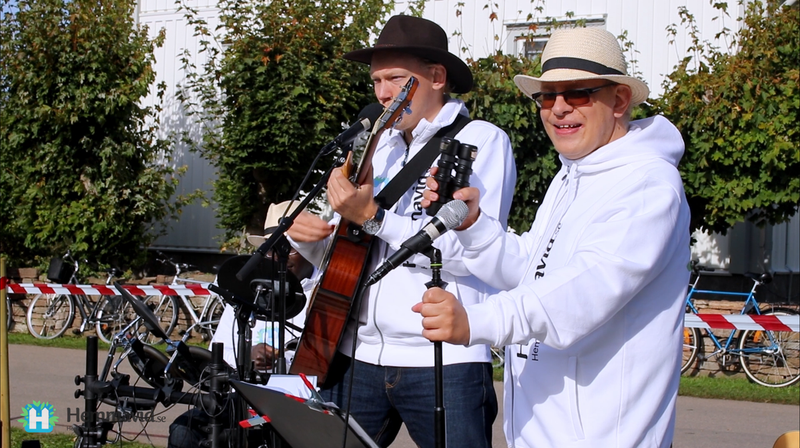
365,200,469,286
320,103,385,156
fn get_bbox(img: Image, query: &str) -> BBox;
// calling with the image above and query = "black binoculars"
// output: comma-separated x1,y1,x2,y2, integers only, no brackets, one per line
427,137,477,216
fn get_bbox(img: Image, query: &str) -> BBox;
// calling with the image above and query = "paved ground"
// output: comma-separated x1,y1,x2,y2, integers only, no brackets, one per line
5,344,799,447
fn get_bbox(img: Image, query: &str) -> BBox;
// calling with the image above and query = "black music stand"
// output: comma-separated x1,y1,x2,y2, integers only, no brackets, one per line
229,379,379,448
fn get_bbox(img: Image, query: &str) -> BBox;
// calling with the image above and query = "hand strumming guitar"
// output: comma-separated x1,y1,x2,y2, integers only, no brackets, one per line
285,211,334,243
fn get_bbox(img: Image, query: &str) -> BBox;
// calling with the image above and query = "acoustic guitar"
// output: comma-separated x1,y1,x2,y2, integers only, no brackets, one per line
289,77,419,383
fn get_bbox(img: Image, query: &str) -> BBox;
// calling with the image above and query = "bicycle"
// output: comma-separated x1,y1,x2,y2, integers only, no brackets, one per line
681,262,799,387
25,251,169,344
144,251,225,343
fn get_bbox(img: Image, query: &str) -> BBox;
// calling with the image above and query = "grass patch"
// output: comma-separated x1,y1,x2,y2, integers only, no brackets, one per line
679,375,799,405
493,365,797,405
9,426,153,448
6,332,110,351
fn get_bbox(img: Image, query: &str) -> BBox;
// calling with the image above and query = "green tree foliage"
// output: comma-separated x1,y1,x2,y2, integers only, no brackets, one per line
459,52,558,232
178,0,392,247
0,0,186,268
655,1,800,234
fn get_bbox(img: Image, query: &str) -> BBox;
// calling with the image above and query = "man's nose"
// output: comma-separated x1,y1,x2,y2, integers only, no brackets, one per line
550,94,573,116
374,83,395,105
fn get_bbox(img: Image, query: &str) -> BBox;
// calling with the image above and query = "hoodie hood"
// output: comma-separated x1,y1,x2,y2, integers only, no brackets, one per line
563,115,685,175
532,115,685,243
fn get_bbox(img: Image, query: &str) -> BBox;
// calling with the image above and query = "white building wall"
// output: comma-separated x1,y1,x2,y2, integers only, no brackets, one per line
138,0,226,252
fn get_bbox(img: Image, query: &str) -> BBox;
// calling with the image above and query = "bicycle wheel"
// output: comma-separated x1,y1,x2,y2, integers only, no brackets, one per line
26,294,74,339
491,346,505,369
95,295,136,344
738,309,800,387
681,327,701,374
201,295,225,341
136,295,179,345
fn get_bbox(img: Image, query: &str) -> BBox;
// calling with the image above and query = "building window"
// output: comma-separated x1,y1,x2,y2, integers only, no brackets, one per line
505,14,607,59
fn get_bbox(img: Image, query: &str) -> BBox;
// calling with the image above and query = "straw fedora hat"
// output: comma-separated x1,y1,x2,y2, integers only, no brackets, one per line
246,201,299,247
514,27,650,106
343,15,473,94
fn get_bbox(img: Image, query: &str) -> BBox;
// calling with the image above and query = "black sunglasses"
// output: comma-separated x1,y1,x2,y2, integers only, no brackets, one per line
531,83,617,109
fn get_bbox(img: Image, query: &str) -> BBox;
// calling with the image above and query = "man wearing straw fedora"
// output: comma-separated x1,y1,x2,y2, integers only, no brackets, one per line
417,27,690,447
287,14,516,448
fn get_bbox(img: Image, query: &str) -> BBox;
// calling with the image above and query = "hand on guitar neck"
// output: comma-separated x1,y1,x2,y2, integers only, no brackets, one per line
326,77,418,228
327,155,378,227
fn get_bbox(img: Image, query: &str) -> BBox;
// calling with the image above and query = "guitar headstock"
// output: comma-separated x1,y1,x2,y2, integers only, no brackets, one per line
372,76,420,135
342,77,420,181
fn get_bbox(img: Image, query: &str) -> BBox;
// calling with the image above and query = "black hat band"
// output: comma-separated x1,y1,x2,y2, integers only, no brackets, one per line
542,57,624,76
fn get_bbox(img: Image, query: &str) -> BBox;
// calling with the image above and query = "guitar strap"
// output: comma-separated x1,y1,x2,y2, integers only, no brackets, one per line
374,113,472,210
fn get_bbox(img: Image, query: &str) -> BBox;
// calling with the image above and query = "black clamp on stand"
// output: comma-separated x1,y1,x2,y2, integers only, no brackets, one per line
423,247,447,448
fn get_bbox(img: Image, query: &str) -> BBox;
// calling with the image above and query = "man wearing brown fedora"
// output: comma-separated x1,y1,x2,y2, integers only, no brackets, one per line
287,14,516,448
416,27,690,447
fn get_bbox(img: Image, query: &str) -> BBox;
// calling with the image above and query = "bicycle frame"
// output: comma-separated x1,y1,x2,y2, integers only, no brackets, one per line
173,277,220,333
153,251,223,340
72,268,121,332
685,274,765,359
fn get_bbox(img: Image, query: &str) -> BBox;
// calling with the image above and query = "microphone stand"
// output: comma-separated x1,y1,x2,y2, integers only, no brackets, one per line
423,247,447,448
251,238,293,448
233,296,253,448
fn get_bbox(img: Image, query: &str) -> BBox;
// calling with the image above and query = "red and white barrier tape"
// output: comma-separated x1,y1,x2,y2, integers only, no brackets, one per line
4,283,213,296
5,281,797,332
685,313,799,332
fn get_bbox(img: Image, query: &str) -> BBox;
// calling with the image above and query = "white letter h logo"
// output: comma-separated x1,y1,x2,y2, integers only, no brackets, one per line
29,408,50,430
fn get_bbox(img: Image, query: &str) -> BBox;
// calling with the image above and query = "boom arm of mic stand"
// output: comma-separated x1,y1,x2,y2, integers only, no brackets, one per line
236,154,346,282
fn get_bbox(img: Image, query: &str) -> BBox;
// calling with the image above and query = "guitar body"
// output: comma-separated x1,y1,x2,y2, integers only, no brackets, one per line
289,223,373,382
289,78,419,384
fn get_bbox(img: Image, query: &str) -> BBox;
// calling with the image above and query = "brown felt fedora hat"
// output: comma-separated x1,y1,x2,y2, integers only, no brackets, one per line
344,15,473,94
514,27,650,106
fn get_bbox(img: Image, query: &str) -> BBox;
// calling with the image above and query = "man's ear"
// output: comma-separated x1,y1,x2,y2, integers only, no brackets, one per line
431,64,448,92
613,84,633,118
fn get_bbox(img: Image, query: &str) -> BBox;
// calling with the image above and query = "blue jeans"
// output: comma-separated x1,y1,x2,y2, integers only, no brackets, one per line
320,352,498,448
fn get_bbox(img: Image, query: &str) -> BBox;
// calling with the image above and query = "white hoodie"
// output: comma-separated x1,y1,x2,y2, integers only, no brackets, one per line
458,115,690,447
294,98,517,367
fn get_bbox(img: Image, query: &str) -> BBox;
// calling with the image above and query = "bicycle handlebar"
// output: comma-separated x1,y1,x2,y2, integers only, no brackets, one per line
156,250,198,273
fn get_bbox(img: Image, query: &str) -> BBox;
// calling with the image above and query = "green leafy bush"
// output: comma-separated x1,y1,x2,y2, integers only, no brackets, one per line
655,1,800,234
177,0,393,248
460,52,558,232
0,0,187,268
